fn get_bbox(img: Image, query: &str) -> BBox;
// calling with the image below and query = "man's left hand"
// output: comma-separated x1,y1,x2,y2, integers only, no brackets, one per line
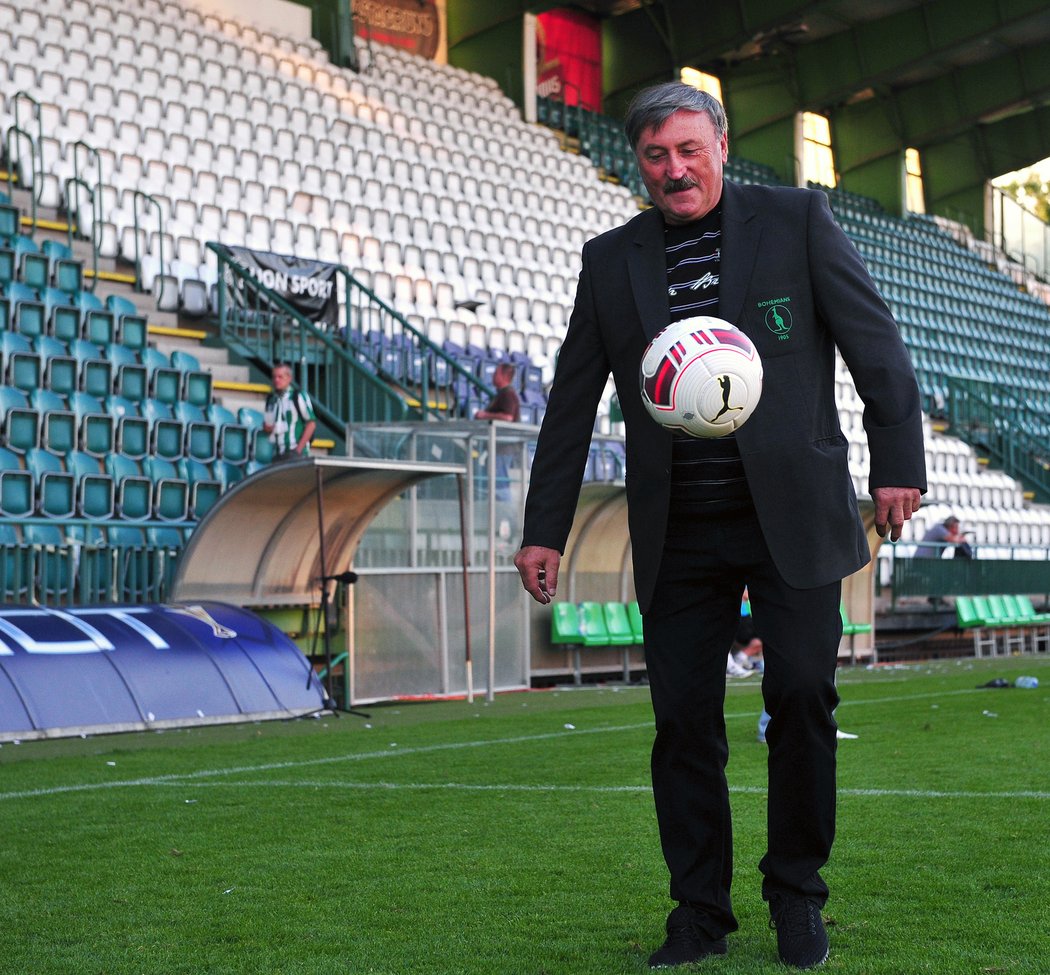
872,486,922,542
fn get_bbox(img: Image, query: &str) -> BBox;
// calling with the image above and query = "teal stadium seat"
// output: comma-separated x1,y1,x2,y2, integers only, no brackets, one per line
170,349,213,407
0,446,33,518
67,450,115,519
69,391,115,457
142,457,189,522
25,447,76,519
2,328,42,391
174,401,217,463
69,339,112,399
141,347,181,405
105,454,152,521
0,385,40,453
105,343,147,402
31,389,76,456
42,287,81,341
209,403,249,464
142,398,184,460
105,395,149,460
106,296,147,351
178,457,223,518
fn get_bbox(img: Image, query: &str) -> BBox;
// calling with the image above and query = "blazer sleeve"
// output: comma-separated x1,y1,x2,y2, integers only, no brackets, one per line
520,245,613,552
806,191,927,493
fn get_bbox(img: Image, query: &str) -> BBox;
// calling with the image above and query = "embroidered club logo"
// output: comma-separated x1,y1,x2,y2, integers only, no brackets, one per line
764,303,792,335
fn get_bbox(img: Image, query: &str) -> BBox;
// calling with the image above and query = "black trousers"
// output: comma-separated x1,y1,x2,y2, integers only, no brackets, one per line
643,505,842,937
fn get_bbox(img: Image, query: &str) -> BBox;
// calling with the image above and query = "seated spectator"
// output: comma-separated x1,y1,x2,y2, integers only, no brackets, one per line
914,515,970,558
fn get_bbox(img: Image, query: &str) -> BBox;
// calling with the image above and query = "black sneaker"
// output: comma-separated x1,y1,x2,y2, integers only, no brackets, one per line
648,903,728,968
768,893,829,969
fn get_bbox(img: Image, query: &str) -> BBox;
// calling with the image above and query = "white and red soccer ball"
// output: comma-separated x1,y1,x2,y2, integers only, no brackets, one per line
640,316,763,438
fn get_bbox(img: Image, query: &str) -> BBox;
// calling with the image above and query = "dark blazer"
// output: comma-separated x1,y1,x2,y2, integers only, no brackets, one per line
522,180,927,613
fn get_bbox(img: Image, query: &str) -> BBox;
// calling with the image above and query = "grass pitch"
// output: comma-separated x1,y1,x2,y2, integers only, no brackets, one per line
1,655,1048,975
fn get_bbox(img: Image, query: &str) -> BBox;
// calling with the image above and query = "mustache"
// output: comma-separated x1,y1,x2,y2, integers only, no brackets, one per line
663,176,699,193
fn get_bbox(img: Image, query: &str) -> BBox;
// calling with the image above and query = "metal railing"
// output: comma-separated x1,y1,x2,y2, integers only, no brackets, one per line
945,377,1050,503
65,140,104,290
0,535,182,606
883,542,1050,608
132,190,164,293
210,243,493,433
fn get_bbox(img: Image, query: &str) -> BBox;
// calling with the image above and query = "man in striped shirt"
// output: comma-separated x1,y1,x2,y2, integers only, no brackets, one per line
263,362,316,462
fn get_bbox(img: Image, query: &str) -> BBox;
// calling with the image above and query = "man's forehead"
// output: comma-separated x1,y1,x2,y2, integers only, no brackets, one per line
639,110,719,145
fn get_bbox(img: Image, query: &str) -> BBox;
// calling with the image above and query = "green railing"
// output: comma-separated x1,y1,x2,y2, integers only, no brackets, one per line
132,190,164,293
8,91,43,228
0,533,183,606
65,140,104,291
885,546,1050,608
210,243,493,431
945,377,1050,503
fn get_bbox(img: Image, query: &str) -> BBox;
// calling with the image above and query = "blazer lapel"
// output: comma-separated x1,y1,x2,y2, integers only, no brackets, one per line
719,180,761,329
627,207,671,341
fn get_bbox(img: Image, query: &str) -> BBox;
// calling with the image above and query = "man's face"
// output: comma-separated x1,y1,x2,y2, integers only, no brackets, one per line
272,366,293,392
635,109,728,226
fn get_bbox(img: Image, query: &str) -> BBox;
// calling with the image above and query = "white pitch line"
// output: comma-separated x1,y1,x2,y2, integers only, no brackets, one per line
149,779,1050,802
0,686,1006,804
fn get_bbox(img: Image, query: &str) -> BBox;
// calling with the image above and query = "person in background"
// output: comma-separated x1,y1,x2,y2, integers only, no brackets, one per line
475,362,521,422
263,362,316,462
913,515,966,558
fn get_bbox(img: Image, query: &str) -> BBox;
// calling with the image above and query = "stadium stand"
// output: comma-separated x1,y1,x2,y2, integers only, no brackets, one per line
1,0,1049,643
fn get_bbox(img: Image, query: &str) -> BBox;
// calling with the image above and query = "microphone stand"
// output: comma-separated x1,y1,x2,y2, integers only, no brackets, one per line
308,569,370,718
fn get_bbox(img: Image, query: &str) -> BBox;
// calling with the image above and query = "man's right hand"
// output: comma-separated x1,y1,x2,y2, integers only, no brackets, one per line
514,546,561,605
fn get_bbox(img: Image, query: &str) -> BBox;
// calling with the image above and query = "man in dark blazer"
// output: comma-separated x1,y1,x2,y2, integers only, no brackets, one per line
515,82,926,970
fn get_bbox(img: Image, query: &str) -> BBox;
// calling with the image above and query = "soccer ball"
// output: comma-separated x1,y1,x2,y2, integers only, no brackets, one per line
639,316,763,438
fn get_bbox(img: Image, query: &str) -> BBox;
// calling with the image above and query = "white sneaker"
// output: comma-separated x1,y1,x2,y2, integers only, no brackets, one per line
726,657,753,678
836,729,859,740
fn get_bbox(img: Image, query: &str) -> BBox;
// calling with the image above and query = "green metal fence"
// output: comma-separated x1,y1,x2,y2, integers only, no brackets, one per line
945,376,1050,503
886,547,1050,607
1,534,182,606
210,243,492,435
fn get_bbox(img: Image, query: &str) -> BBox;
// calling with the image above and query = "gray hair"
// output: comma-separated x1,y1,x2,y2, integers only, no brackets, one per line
624,82,728,150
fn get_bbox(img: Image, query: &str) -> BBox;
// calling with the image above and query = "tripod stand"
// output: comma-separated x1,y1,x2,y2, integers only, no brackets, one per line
309,569,369,718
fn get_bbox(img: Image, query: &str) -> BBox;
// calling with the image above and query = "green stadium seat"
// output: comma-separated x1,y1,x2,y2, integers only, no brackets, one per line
551,602,581,644
578,601,610,646
627,601,644,644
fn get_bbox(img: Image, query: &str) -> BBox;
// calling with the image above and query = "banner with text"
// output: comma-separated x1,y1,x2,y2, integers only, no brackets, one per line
0,602,326,741
223,244,340,332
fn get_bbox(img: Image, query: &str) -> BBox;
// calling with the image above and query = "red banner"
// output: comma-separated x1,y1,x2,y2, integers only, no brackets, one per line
536,8,602,112
354,0,440,60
